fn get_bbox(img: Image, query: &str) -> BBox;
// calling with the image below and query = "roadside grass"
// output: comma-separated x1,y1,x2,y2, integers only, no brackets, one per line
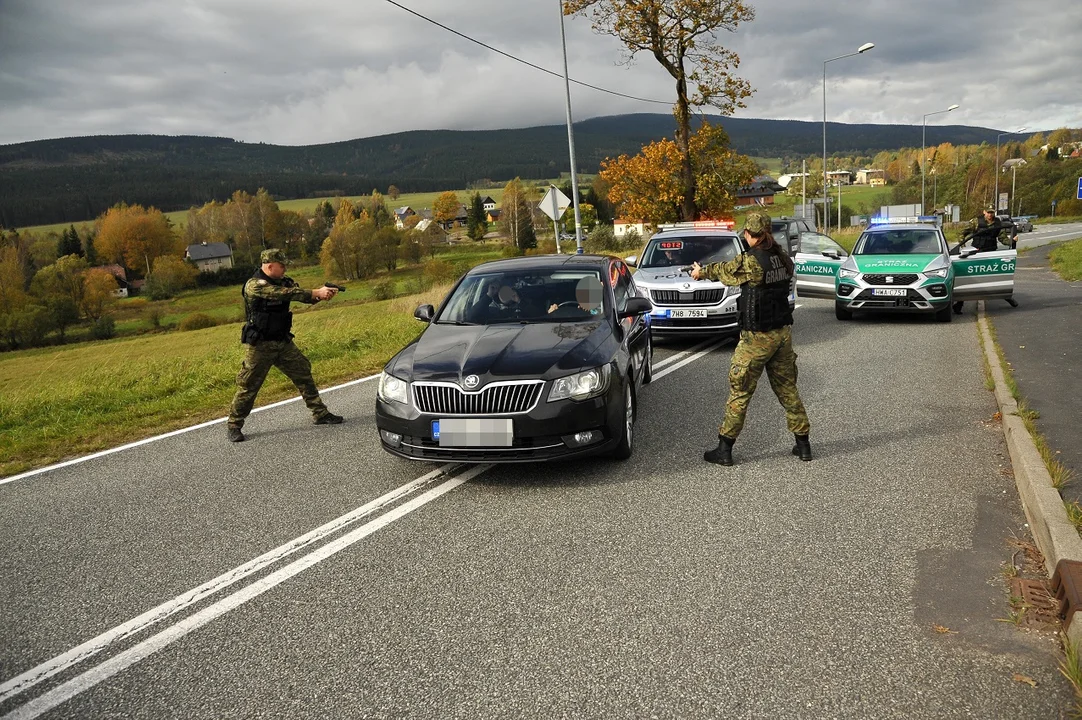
0,285,452,478
984,315,1077,507
1050,238,1082,281
1035,215,1082,226
1061,634,1082,718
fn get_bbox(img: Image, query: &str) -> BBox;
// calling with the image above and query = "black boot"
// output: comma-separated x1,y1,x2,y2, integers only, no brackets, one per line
227,425,246,443
1005,297,1019,308
952,301,963,314
792,434,812,461
704,435,735,466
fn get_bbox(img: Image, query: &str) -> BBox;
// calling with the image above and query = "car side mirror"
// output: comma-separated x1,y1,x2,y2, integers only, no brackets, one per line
958,247,978,258
624,255,638,267
414,304,434,322
619,297,653,318
822,250,840,260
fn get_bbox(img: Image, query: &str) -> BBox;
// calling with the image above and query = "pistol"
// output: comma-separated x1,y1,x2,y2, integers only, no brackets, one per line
325,283,347,292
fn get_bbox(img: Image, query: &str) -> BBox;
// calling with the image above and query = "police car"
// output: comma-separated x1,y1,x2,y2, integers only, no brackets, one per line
627,221,796,336
793,217,1017,322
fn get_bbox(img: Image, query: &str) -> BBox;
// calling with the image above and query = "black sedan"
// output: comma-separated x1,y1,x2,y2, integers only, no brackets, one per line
376,254,653,462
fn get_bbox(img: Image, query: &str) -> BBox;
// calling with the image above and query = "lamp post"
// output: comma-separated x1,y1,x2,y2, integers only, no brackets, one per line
921,104,959,214
557,0,584,253
994,126,1027,212
823,42,874,230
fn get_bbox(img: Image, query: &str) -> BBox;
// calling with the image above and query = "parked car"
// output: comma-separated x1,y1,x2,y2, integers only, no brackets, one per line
627,221,795,337
376,254,652,462
793,218,1017,322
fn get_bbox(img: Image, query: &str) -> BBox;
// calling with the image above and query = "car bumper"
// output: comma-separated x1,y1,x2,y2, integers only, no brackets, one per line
836,284,949,313
375,380,625,463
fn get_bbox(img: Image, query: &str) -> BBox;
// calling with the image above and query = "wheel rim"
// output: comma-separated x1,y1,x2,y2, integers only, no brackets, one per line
624,384,634,448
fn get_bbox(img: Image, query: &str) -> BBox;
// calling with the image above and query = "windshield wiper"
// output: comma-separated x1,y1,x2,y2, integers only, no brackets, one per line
435,320,477,326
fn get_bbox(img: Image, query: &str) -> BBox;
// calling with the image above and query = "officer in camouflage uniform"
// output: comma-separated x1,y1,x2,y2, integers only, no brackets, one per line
690,211,812,465
953,205,1019,313
227,249,343,442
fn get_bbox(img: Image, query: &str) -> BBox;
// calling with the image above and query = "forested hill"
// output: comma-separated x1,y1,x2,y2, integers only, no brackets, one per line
0,114,1003,228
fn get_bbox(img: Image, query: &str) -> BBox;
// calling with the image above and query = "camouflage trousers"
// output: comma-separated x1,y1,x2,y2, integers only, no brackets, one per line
228,340,329,427
719,326,811,439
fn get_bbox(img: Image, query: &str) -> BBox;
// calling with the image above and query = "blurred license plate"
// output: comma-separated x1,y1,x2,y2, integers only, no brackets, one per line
433,418,513,447
669,309,707,318
872,288,907,297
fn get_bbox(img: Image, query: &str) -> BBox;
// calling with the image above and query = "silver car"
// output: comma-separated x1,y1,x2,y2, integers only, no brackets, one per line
627,223,794,336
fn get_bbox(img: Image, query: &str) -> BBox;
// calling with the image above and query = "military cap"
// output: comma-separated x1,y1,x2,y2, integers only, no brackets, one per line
744,210,772,235
260,248,288,266
983,205,996,213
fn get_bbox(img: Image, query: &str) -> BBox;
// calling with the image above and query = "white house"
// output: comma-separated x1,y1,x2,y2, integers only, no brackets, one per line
185,242,234,272
614,219,650,238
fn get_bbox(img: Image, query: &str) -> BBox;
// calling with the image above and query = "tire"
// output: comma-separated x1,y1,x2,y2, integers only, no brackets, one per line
611,380,635,461
641,334,653,385
835,301,852,321
935,303,953,323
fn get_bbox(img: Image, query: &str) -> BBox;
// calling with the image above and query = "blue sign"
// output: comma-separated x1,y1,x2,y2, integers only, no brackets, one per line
1077,177,1082,200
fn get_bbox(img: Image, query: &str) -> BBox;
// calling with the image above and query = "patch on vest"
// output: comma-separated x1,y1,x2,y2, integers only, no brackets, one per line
763,254,790,285
257,279,268,285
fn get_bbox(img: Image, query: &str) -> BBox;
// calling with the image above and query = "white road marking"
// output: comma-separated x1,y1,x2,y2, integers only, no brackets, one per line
1,463,493,720
0,462,457,704
0,372,382,486
651,337,730,382
651,337,721,370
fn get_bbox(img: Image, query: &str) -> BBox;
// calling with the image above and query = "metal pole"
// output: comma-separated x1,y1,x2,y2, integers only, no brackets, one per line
801,159,806,218
837,175,842,232
921,116,927,214
995,134,1002,210
1011,165,1018,215
822,62,827,231
557,1,584,254
551,185,562,254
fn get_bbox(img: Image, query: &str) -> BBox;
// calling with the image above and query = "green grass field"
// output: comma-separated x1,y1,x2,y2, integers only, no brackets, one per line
1050,238,1082,281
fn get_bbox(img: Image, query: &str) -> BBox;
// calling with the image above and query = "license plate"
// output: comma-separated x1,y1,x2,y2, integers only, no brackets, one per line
872,288,907,297
669,309,708,318
433,418,513,447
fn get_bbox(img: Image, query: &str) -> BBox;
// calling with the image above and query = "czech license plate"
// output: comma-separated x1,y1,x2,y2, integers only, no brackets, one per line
433,418,513,447
669,308,707,318
872,288,907,297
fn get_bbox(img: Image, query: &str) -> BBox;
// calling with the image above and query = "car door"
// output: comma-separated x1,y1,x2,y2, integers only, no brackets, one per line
793,232,846,299
950,248,1017,301
611,260,649,383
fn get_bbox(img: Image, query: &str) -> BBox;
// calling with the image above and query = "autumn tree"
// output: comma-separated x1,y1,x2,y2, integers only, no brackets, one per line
30,255,88,341
433,191,461,227
500,179,537,252
359,191,393,228
466,192,488,241
81,268,119,320
565,0,754,220
143,255,199,300
387,185,400,201
95,204,181,276
600,121,757,223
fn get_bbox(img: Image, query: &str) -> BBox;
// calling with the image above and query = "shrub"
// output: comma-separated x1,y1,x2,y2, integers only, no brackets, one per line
146,307,164,329
422,259,455,288
372,280,396,301
89,316,116,340
179,313,217,331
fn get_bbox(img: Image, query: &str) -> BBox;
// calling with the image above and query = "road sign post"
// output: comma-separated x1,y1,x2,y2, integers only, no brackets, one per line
538,186,572,254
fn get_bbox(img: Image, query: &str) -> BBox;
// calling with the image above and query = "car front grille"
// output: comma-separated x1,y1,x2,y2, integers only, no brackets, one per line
650,288,724,305
862,273,918,286
413,381,544,415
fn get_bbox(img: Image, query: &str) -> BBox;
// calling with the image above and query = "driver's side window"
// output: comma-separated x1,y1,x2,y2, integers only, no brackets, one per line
612,262,632,314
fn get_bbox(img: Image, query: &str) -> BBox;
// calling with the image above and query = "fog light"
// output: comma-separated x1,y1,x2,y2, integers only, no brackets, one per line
564,430,602,448
574,431,595,444
838,284,855,297
380,430,402,447
928,284,947,297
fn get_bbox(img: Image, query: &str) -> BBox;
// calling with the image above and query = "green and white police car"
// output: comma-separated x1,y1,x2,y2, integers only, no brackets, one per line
793,217,1016,322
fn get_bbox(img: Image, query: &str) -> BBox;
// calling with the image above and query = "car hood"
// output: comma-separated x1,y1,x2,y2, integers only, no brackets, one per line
386,320,613,384
632,268,726,289
852,254,942,273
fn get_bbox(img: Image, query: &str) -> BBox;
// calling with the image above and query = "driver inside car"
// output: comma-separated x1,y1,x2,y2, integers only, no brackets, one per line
548,276,604,317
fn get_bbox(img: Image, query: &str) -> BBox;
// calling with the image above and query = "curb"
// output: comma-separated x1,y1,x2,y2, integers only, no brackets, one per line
977,301,1082,645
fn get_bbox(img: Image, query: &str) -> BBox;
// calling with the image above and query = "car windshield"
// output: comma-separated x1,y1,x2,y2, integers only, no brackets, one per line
854,229,944,255
639,235,741,269
436,268,607,325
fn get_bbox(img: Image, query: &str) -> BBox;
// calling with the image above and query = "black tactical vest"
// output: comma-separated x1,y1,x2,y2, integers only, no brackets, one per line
241,269,294,343
737,247,793,332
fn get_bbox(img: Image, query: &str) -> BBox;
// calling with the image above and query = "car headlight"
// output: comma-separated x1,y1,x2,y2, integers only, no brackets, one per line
377,372,409,404
924,267,949,279
548,365,611,402
838,268,860,280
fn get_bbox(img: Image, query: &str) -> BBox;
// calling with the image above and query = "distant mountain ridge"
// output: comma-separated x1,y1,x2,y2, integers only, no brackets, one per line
0,114,1006,228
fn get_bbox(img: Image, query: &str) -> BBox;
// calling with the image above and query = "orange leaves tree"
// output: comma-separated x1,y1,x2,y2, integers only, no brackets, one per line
600,121,758,223
94,203,181,276
564,0,754,220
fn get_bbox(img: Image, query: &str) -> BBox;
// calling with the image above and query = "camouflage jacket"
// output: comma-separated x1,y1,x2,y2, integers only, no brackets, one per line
698,252,764,287
242,275,318,305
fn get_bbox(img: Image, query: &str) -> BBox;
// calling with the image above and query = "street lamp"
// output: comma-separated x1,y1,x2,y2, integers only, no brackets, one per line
823,42,874,230
994,126,1028,212
557,0,584,253
921,103,959,214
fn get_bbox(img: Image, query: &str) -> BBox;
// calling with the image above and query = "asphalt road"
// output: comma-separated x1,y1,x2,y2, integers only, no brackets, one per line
0,296,1074,719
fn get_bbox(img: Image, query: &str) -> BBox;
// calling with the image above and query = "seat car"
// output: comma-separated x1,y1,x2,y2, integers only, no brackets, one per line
376,254,652,463
793,218,1016,322
627,221,796,336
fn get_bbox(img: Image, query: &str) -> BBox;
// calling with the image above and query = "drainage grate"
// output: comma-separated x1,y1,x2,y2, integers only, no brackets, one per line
1009,577,1060,629
1052,559,1082,630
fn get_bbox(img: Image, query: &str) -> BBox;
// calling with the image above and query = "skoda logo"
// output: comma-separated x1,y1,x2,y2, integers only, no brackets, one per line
463,375,480,389
682,283,691,290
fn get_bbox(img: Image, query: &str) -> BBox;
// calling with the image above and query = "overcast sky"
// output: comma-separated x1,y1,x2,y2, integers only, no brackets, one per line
1,0,1079,147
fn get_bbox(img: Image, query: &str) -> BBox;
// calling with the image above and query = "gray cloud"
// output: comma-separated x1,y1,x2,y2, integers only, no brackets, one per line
0,0,1079,147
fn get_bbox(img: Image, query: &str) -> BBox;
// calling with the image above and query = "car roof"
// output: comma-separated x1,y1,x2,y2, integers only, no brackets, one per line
466,253,614,274
862,223,943,232
648,228,740,239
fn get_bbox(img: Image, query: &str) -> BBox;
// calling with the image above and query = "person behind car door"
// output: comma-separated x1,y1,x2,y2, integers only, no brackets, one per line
953,205,1019,313
690,211,812,466
227,248,343,442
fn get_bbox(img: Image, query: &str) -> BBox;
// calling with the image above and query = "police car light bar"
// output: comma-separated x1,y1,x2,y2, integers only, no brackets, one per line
658,220,736,231
868,216,939,225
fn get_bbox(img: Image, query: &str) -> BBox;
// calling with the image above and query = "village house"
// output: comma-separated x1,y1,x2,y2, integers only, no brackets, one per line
393,206,416,229
184,242,234,272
